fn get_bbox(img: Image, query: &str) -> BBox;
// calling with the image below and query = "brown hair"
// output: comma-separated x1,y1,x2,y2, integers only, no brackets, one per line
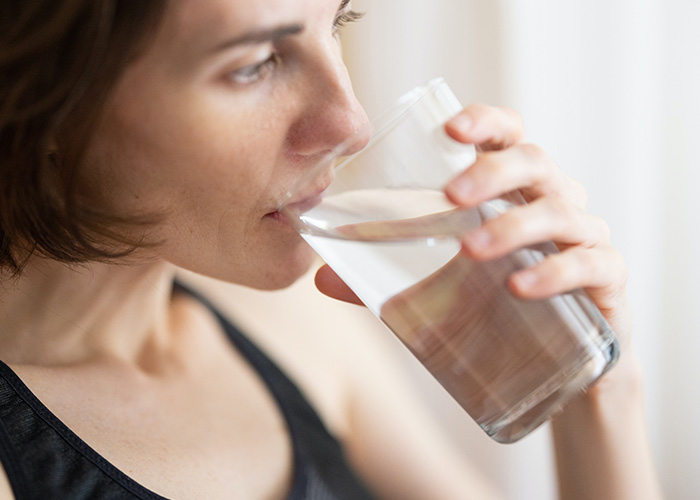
0,0,168,275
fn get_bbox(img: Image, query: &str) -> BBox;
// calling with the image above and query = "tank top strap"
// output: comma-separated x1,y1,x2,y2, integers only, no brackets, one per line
0,281,376,500
172,281,376,500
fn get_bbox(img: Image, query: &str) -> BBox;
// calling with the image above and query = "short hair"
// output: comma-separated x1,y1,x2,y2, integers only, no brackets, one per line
0,0,168,275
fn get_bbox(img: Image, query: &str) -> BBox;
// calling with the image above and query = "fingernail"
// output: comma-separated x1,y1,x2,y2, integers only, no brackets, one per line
512,270,538,291
451,114,473,134
463,228,490,251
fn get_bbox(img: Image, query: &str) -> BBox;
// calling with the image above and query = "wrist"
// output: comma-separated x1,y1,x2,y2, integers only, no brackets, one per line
552,349,645,438
570,347,645,415
550,349,663,500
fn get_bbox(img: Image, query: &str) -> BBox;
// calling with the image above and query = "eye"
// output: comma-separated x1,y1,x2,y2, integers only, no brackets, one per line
332,9,364,36
228,52,280,85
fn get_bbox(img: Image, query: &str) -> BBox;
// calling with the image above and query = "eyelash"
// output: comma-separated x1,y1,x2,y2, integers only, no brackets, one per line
333,10,364,34
228,9,364,85
229,53,280,85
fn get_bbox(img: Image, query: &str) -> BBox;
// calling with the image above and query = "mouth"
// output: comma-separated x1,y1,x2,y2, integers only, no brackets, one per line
269,166,334,222
264,210,288,224
264,191,323,227
283,190,324,214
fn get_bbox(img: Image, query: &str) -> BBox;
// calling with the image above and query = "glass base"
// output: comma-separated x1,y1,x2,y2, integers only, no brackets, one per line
482,337,620,444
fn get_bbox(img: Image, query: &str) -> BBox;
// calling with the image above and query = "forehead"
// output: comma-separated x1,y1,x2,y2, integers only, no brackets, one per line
169,0,319,40
118,0,341,85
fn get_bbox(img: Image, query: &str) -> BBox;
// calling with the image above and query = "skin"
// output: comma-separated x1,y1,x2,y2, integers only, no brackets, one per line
80,0,370,290
0,0,663,499
317,104,663,500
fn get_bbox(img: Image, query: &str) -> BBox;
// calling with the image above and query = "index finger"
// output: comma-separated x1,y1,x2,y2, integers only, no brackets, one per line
445,104,525,152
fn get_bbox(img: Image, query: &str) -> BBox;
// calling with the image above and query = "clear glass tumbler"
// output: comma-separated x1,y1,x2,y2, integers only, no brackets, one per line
280,78,620,443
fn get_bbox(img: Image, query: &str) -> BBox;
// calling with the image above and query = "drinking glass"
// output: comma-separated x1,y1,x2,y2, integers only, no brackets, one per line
279,78,619,443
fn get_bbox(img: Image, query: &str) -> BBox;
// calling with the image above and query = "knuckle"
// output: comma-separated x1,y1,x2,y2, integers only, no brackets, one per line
595,249,629,307
577,248,600,276
492,209,526,240
593,215,612,244
551,248,596,285
542,253,572,282
517,143,554,178
474,152,507,184
543,196,577,227
499,106,525,127
566,177,589,208
608,247,629,286
518,142,548,162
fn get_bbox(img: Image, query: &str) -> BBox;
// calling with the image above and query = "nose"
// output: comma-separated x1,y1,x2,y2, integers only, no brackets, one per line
285,45,371,159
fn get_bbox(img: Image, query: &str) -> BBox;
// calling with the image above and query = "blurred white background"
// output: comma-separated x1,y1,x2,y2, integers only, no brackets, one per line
341,1,700,498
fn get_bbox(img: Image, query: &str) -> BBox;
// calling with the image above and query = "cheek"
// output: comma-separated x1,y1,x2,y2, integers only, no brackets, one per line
79,133,159,220
83,95,274,218
81,70,307,284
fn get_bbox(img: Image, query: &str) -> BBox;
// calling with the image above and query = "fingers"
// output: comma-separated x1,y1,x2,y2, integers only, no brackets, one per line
314,264,364,305
461,198,611,262
507,246,628,304
446,143,588,210
457,194,622,308
443,104,626,323
445,104,525,151
506,244,632,340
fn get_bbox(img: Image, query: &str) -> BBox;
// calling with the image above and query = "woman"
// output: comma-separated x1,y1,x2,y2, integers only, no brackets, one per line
0,0,663,499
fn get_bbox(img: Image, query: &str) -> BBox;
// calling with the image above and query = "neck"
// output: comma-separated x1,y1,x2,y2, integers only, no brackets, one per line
0,257,178,368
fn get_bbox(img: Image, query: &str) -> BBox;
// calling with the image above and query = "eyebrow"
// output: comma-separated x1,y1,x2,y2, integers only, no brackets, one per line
212,23,305,52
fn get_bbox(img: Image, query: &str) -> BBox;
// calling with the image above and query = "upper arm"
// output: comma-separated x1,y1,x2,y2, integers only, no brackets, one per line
339,330,503,500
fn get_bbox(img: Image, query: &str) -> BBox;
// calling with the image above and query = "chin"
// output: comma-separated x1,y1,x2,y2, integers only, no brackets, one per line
213,239,319,292
253,245,319,291
175,231,319,291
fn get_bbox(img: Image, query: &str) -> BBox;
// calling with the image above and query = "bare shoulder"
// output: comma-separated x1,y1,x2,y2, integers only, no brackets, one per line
177,267,503,500
175,264,399,437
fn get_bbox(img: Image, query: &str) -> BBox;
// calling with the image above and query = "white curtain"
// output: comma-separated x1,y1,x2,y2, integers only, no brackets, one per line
343,1,700,499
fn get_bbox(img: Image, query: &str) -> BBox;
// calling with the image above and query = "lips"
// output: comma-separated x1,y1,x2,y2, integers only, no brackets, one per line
265,188,325,226
278,166,335,214
284,191,324,214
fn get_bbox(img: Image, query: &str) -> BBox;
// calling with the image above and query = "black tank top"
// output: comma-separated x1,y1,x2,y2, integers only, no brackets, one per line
0,283,376,500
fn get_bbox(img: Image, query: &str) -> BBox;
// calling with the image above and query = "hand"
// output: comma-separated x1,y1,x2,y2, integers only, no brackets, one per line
317,103,632,347
443,104,632,344
317,104,660,500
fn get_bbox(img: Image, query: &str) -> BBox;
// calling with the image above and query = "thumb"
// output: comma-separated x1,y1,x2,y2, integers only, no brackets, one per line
314,265,364,306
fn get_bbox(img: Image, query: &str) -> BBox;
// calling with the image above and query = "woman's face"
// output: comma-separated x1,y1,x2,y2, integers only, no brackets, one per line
82,0,369,289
